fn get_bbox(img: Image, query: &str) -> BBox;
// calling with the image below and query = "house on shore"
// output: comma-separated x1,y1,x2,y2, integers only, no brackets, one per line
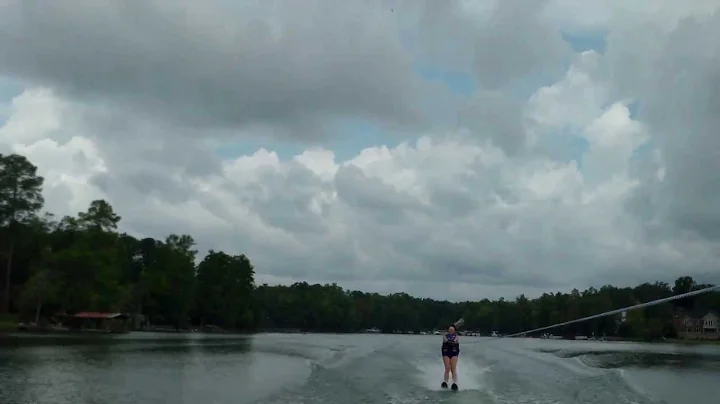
674,310,719,340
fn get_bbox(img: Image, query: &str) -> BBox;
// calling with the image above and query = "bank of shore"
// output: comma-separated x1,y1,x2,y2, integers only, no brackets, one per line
0,315,17,333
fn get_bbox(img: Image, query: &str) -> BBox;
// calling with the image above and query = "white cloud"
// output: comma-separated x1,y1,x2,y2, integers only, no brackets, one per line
526,51,608,131
1,1,719,301
0,88,68,145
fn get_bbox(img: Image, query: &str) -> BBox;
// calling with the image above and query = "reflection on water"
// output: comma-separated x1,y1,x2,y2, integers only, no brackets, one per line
0,333,256,404
0,333,251,350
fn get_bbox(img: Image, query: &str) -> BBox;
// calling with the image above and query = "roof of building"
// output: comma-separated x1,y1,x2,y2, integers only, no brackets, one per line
681,308,719,319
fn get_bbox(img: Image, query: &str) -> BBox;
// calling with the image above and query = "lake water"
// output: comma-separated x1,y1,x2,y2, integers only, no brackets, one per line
1,333,718,404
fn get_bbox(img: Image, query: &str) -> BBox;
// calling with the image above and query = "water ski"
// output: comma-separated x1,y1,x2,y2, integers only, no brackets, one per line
451,383,458,391
441,382,448,389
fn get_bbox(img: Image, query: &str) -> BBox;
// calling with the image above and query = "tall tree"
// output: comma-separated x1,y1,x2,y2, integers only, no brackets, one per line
141,234,197,328
196,251,255,329
45,201,125,313
78,199,121,231
0,154,44,313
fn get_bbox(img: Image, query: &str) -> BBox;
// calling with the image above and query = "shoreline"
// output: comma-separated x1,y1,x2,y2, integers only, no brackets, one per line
0,323,16,333
660,338,720,346
3,328,719,346
2,318,719,346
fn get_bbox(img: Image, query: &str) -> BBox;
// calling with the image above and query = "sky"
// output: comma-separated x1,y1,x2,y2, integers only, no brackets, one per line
1,0,720,302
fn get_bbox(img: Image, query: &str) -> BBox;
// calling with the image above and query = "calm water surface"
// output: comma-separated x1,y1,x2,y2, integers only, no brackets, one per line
1,332,718,404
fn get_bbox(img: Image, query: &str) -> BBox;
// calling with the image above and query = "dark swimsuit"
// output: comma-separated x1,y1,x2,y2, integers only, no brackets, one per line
441,333,459,358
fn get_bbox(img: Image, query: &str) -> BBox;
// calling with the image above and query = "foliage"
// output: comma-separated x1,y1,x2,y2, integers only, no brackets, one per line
254,281,719,339
0,153,45,313
0,152,718,338
196,250,255,329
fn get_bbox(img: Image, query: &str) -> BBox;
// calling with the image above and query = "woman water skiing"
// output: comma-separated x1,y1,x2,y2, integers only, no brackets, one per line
441,324,459,390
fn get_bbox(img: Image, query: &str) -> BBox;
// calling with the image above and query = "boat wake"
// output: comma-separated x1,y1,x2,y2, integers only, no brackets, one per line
413,356,491,392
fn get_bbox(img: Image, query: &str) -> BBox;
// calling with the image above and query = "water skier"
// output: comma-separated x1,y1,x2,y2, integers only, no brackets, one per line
441,324,459,390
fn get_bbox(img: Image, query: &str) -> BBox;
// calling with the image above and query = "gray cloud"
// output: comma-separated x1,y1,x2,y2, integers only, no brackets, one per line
607,12,720,240
246,164,329,234
458,90,527,154
413,0,571,87
334,165,426,219
472,0,571,87
0,0,423,138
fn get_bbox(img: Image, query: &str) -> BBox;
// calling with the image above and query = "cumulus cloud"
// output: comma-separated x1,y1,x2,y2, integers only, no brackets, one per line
1,0,720,301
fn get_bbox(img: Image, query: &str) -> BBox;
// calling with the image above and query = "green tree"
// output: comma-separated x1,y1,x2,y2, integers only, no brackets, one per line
79,199,121,231
0,154,44,313
18,268,56,323
45,201,125,312
196,251,255,329
141,235,197,328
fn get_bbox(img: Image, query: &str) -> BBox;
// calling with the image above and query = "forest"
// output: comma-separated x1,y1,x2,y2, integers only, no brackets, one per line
1,152,718,339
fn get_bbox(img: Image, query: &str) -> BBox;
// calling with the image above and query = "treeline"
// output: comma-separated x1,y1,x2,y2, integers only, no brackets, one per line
1,153,719,339
258,278,719,340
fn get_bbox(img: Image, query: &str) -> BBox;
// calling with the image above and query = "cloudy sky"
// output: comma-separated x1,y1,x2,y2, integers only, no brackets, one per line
1,0,719,301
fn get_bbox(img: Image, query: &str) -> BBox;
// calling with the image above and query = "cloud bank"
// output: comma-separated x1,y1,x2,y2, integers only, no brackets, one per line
1,0,719,300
